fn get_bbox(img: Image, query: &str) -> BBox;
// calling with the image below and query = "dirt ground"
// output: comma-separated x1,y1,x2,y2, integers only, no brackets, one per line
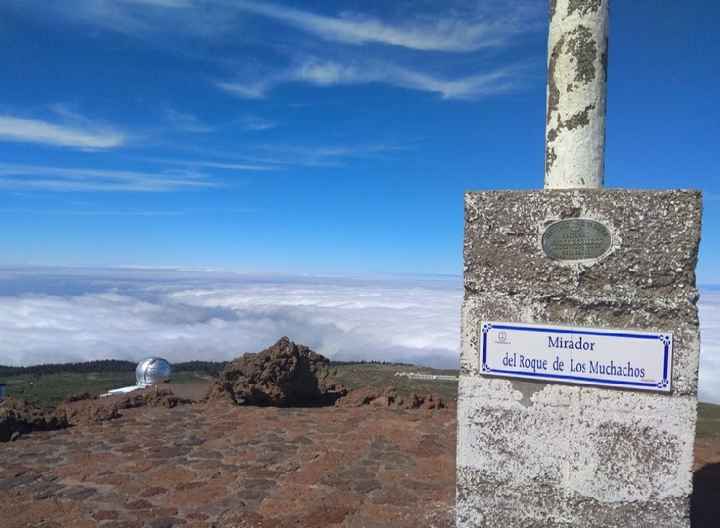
0,399,718,528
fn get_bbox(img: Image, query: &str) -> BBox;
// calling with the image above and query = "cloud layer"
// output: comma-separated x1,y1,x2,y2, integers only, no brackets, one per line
0,269,461,370
699,289,720,403
1,269,719,403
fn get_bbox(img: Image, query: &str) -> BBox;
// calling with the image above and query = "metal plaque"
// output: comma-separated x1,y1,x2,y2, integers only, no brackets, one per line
480,321,672,392
542,219,611,261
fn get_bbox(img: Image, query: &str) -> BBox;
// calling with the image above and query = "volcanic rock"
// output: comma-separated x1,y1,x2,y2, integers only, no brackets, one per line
116,387,191,409
0,397,69,442
58,387,190,426
337,386,447,410
211,337,346,406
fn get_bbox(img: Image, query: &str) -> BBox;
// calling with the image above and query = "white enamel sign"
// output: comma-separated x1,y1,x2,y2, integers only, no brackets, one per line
480,321,672,392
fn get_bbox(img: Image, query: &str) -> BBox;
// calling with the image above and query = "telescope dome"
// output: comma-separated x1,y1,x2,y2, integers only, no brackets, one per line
135,357,172,386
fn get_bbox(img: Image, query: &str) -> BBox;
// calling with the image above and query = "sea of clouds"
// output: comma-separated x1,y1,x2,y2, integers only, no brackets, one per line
0,268,718,403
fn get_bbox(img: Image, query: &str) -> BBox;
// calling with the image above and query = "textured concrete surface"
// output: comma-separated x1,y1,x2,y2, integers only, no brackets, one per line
545,0,609,189
457,189,702,527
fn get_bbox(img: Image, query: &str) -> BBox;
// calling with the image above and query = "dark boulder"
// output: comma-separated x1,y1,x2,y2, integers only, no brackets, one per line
211,337,346,406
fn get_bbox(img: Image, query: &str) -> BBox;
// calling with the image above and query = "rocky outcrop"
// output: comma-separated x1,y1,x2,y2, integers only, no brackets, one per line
211,337,346,406
114,387,191,410
0,398,69,442
59,388,190,426
336,386,447,410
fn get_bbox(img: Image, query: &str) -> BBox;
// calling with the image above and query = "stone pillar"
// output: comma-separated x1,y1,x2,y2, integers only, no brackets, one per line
457,1,702,527
456,190,702,527
545,0,609,189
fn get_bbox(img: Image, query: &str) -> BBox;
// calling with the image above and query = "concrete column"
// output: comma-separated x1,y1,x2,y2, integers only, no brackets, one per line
545,0,609,189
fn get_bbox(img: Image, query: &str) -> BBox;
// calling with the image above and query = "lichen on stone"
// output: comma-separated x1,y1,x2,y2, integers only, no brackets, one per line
566,25,598,84
568,0,603,18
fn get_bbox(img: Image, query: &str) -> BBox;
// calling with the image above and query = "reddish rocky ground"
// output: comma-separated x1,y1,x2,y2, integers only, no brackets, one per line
0,400,455,528
1,399,719,528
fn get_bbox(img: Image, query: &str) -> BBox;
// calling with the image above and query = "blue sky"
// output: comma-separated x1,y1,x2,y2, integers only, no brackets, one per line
0,1,718,279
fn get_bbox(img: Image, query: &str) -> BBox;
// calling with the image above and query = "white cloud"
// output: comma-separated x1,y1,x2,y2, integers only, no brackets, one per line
243,143,409,167
18,1,538,52
9,1,532,102
699,290,720,403
0,115,126,150
0,163,218,192
232,0,530,52
218,59,516,100
0,270,461,370
0,208,185,217
295,60,516,99
216,80,274,100
31,0,231,39
149,158,278,171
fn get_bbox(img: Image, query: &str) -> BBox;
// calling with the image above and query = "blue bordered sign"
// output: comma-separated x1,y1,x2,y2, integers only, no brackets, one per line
480,321,672,392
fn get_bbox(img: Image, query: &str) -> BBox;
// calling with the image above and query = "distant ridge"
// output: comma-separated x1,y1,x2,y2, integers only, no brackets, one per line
0,359,228,377
0,359,419,378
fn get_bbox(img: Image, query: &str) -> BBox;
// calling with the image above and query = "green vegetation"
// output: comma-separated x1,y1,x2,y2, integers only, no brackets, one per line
0,359,227,378
697,403,720,438
332,363,459,401
1,370,209,408
3,371,135,408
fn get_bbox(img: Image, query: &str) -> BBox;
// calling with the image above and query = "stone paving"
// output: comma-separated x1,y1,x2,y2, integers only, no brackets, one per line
0,401,456,528
2,399,720,527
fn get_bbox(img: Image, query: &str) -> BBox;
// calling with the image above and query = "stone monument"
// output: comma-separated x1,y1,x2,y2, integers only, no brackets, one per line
456,1,703,526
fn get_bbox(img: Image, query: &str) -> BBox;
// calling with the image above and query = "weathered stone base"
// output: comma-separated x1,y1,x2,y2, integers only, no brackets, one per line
457,190,702,527
457,467,689,528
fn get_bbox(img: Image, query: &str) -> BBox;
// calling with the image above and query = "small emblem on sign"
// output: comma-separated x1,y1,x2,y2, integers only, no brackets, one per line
542,219,612,261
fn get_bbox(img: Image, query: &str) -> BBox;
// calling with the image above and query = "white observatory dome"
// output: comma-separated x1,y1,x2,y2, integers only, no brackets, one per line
135,357,172,386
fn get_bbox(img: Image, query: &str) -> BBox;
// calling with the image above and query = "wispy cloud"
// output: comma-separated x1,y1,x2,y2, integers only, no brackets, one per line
0,163,218,192
164,108,213,133
19,0,538,52
219,59,517,100
295,59,517,99
120,0,193,7
216,80,275,100
20,0,234,39
147,158,278,171
10,1,535,102
232,0,531,52
0,115,126,150
240,116,278,131
227,142,410,168
0,207,255,216
149,141,411,169
0,208,185,217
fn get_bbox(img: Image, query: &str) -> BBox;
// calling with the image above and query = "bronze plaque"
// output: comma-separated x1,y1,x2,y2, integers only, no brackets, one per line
542,219,612,261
